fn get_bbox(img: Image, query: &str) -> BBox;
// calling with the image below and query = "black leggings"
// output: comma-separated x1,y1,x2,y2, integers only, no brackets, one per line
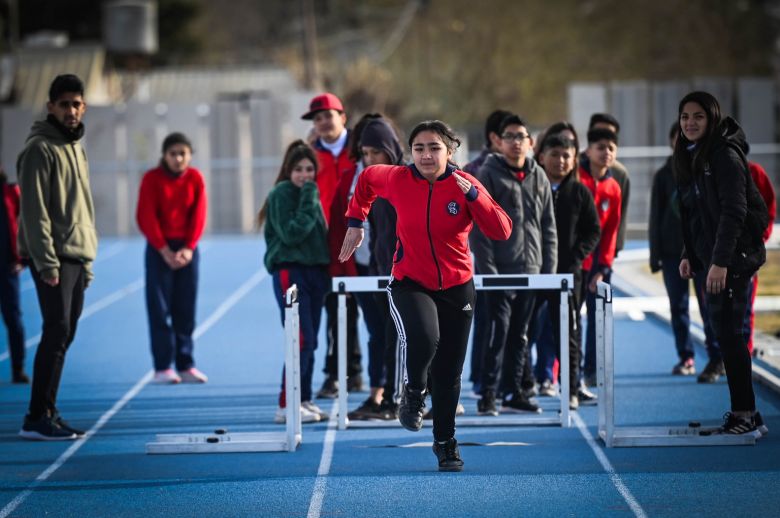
706,272,755,412
387,277,475,442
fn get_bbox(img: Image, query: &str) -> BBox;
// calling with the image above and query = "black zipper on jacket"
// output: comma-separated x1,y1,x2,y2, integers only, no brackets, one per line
426,182,443,290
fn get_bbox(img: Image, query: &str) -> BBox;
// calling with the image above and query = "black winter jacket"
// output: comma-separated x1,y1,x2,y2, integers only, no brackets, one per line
552,173,601,274
648,157,685,271
678,117,768,275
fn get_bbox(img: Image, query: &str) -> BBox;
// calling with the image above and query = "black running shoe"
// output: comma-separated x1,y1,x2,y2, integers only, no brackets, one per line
19,415,77,441
432,437,464,472
577,384,598,406
697,359,725,384
477,391,498,416
316,378,338,399
347,397,383,421
53,413,86,437
717,412,761,436
12,369,30,384
501,392,541,414
754,411,769,437
377,400,398,420
347,374,364,393
398,385,426,432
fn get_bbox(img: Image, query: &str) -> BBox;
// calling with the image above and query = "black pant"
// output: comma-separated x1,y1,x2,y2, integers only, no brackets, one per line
388,277,475,442
28,261,86,420
324,292,362,378
0,266,25,373
706,272,755,412
480,289,536,397
469,290,490,387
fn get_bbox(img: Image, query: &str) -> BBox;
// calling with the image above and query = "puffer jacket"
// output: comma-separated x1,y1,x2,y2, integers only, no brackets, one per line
678,117,768,275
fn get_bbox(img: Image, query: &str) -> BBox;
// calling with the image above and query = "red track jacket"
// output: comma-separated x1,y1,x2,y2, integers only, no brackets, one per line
346,164,512,291
579,166,622,273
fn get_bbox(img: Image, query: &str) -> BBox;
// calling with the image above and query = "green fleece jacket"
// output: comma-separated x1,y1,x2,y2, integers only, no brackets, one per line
17,119,97,282
263,180,329,273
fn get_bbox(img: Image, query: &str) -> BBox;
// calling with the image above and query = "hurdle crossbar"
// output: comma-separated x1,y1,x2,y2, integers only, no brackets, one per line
595,282,756,447
332,273,573,431
146,285,303,454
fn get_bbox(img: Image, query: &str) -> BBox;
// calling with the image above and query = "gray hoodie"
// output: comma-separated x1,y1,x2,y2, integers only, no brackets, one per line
469,153,557,275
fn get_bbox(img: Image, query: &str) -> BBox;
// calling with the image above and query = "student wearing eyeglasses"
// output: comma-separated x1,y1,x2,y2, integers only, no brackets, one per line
470,114,558,417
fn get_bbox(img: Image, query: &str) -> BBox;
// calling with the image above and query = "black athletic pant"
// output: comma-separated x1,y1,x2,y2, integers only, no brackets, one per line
28,261,86,420
387,277,475,442
706,272,755,412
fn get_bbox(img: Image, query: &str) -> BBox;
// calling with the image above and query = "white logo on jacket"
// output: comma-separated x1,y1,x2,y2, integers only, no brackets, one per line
447,201,460,215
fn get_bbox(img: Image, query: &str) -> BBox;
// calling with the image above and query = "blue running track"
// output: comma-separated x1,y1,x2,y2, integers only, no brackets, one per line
0,237,778,517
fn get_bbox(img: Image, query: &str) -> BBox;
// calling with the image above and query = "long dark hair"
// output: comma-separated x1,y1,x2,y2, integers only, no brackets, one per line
672,91,722,184
257,140,319,227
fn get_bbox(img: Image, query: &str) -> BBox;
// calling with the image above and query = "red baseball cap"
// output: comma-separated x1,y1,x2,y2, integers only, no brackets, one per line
301,92,344,120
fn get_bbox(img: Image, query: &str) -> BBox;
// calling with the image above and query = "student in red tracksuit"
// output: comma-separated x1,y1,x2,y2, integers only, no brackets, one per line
0,168,27,383
743,154,776,354
339,120,512,472
579,128,622,394
301,92,363,397
137,132,208,385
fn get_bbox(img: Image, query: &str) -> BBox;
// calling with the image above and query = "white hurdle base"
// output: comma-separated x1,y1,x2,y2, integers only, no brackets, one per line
146,285,303,454
603,426,757,447
345,415,563,429
333,274,574,431
595,282,756,447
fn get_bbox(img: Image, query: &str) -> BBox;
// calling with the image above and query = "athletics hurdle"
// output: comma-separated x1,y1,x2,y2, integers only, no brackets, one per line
333,274,574,430
146,285,303,454
595,282,757,447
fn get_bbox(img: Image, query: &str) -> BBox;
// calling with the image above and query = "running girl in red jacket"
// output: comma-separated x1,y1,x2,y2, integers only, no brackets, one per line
137,133,208,385
339,120,512,472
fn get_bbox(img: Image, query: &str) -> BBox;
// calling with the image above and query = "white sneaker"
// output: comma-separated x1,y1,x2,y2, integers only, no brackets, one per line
302,401,329,420
274,405,321,424
178,368,208,383
153,369,181,384
456,402,466,416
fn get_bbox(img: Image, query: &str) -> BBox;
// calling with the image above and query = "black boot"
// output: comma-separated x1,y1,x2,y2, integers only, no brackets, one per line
432,437,464,472
398,384,426,432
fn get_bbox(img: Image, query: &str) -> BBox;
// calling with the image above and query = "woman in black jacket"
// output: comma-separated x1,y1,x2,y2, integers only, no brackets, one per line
674,91,768,436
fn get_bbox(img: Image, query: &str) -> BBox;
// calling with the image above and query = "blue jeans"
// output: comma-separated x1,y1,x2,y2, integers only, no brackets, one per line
583,268,611,380
661,259,721,361
145,243,199,372
531,300,556,383
272,264,329,405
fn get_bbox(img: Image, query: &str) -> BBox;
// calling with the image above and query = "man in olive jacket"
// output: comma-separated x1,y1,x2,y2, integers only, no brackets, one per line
17,74,97,441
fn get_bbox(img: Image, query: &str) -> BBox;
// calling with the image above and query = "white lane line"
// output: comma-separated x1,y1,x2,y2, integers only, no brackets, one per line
307,399,339,518
0,270,268,518
572,412,647,518
0,278,145,363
